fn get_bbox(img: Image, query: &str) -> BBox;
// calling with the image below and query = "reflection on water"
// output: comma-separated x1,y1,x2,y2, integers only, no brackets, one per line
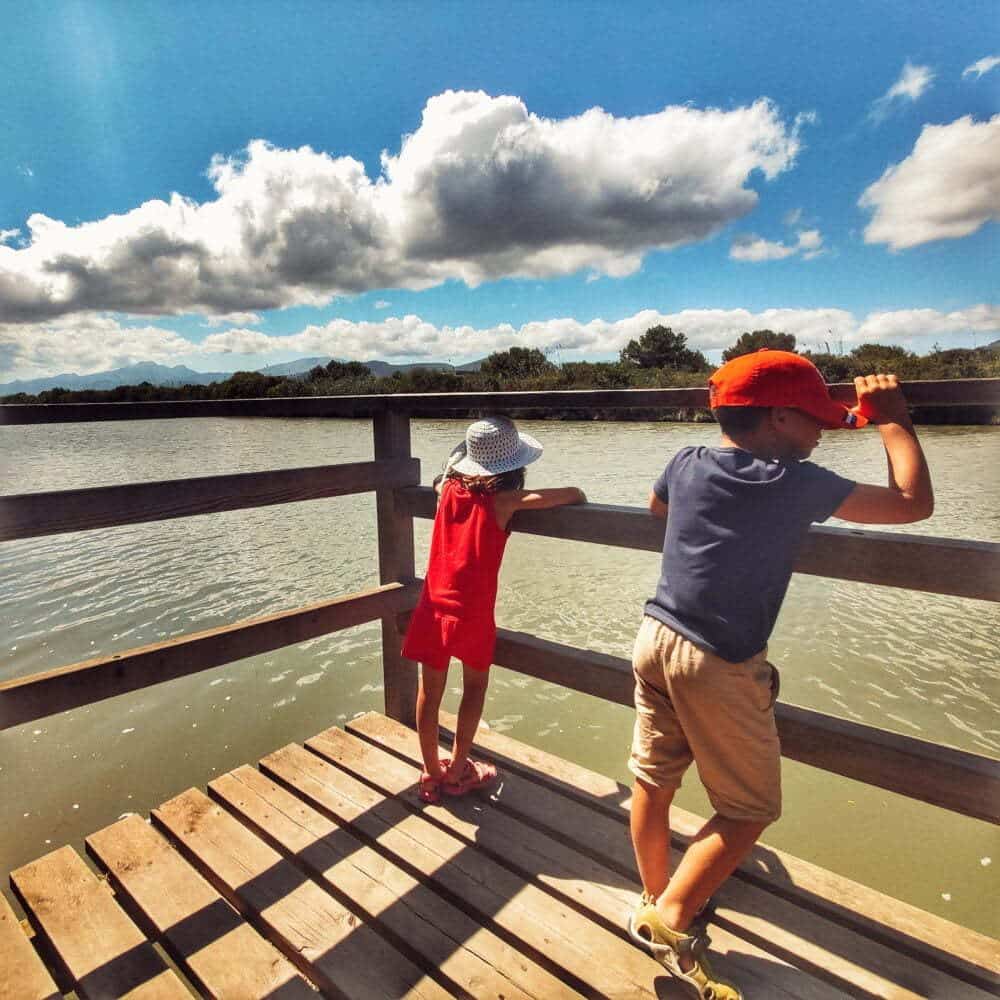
1,417,997,935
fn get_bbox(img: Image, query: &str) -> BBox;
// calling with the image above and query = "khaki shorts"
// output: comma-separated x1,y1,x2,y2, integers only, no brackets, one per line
628,616,782,823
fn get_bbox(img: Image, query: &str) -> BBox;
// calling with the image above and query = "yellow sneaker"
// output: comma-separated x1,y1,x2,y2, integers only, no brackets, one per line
629,898,742,1000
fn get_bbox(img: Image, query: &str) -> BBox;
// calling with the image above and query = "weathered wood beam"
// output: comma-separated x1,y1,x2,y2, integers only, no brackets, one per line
398,487,1000,602
373,412,419,727
3,377,997,424
0,460,418,542
0,581,422,730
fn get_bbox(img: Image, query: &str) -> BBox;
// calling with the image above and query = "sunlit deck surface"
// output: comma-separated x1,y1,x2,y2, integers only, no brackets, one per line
5,712,998,1000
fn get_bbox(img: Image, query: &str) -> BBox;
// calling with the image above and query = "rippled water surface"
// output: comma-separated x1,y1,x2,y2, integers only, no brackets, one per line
2,417,997,934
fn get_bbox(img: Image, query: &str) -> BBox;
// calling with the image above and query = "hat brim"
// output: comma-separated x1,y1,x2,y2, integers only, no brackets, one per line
450,432,543,476
801,399,869,430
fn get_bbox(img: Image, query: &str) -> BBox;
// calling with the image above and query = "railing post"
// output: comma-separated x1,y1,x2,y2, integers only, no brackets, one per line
373,409,419,726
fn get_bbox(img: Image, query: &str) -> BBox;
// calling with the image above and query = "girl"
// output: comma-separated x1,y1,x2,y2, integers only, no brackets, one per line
402,415,586,803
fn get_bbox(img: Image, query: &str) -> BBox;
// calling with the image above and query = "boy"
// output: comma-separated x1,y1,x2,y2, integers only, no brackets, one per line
628,350,933,999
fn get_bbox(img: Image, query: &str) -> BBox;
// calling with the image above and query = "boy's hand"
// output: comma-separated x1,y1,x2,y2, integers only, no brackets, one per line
854,373,911,425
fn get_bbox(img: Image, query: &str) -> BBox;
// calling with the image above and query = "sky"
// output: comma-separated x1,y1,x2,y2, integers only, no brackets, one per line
1,0,998,380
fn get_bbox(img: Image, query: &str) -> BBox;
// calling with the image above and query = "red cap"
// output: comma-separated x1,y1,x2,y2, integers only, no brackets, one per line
709,349,867,429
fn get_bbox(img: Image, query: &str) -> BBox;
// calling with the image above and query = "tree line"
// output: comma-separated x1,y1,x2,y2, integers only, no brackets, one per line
4,326,997,422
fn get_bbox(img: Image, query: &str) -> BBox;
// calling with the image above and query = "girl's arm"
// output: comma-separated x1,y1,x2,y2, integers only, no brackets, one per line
494,487,586,531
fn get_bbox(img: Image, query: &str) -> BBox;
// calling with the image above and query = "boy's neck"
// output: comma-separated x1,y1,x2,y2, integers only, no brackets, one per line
719,431,783,461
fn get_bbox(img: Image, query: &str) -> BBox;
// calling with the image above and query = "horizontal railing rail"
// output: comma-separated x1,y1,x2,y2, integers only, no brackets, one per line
2,377,998,424
400,487,1000,602
0,460,419,542
447,621,998,824
0,581,422,730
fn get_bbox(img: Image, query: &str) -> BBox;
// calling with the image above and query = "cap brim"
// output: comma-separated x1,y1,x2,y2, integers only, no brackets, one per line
807,400,869,430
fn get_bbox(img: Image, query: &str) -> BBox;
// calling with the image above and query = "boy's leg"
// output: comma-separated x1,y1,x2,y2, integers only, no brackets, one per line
416,663,449,779
657,813,768,934
630,777,675,899
446,664,490,780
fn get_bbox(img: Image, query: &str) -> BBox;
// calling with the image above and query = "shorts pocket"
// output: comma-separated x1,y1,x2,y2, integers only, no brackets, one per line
764,662,780,710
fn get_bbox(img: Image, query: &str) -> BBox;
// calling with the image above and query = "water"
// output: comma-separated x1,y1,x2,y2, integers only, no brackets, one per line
1,417,997,936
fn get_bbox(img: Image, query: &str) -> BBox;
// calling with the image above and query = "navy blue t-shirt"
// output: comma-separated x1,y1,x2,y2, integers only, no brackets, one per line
645,446,855,663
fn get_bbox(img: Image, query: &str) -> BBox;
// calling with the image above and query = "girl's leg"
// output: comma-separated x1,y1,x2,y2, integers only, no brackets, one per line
416,663,450,780
446,664,490,780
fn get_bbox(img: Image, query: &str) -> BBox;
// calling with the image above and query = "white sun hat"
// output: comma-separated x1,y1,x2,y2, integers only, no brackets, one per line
450,416,543,476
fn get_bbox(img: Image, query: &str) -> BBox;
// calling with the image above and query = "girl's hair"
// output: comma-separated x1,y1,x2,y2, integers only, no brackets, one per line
446,467,525,493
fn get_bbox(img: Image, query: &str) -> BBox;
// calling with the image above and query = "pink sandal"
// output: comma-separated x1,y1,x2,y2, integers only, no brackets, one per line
443,759,498,797
418,757,451,804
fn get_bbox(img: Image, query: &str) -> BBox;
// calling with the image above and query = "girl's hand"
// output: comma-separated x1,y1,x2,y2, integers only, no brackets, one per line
853,373,911,425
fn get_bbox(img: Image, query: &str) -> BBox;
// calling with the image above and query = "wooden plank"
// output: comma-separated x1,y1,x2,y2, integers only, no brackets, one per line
304,728,844,1000
3,377,997,425
432,710,1000,992
151,787,449,1000
390,623,1000,824
373,411,419,726
86,815,315,999
398,487,1000,602
348,713,1000,1000
0,893,59,1000
0,459,418,542
266,741,673,1000
9,845,190,999
210,763,572,1000
0,580,420,730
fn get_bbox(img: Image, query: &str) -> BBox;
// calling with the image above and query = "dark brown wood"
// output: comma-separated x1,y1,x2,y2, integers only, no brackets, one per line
374,411,419,727
399,487,1000,601
0,459,418,542
0,893,59,1000
86,815,315,999
399,623,1000,823
10,846,189,999
3,377,996,424
0,581,421,730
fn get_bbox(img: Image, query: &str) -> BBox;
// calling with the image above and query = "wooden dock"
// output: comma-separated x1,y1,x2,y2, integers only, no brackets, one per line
4,711,997,999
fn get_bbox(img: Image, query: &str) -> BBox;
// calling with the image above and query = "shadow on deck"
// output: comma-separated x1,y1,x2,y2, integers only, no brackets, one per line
4,711,999,1000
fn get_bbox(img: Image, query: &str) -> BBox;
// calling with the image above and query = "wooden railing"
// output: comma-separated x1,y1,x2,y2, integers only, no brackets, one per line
2,380,998,826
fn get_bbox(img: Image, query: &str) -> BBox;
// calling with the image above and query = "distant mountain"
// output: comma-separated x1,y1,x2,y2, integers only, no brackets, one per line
0,362,233,396
0,354,488,396
256,357,335,376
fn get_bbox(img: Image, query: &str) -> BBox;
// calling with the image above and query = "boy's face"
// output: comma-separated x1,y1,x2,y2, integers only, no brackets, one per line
772,407,823,460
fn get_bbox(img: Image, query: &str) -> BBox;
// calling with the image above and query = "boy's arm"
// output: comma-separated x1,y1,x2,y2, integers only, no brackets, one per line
834,374,934,525
495,487,586,530
648,491,668,518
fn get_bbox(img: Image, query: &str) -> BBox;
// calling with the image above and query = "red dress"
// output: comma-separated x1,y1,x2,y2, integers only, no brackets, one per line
402,479,510,670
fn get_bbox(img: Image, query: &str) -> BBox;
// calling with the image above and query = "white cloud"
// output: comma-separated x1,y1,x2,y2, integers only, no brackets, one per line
0,229,20,245
860,115,1000,249
202,311,262,327
730,235,798,261
854,305,1000,344
730,228,825,262
4,304,998,381
962,56,1000,79
0,315,196,380
374,300,391,309
0,90,806,323
870,62,935,122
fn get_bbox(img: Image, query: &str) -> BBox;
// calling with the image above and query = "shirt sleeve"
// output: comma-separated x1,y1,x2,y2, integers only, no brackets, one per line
797,461,856,523
652,451,682,504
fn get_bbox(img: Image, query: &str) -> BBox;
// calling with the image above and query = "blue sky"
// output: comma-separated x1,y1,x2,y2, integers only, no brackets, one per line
1,0,997,378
